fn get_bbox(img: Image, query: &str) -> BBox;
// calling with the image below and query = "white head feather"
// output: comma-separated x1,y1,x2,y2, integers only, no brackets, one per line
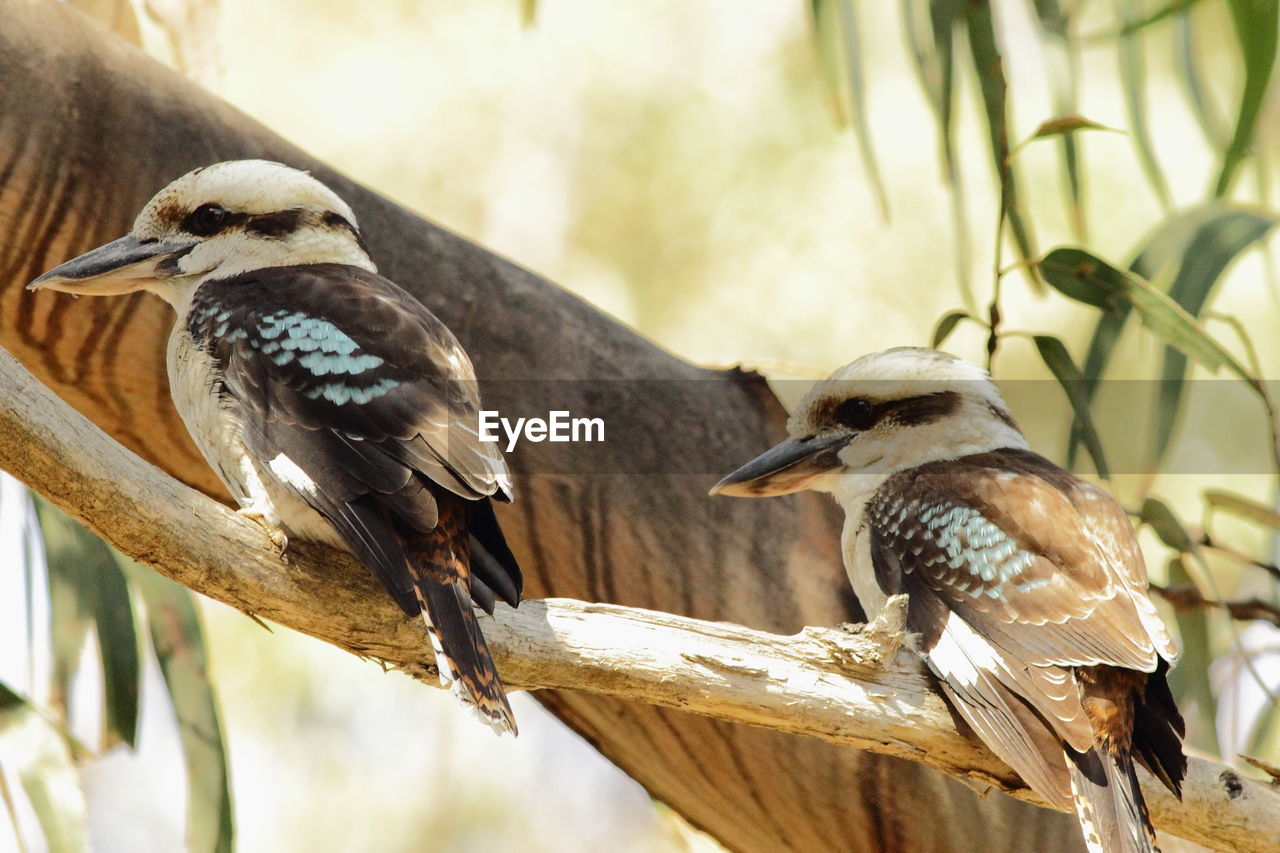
131,159,374,308
789,347,1028,496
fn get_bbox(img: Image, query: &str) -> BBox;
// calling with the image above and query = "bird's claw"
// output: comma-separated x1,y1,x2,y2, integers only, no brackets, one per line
236,507,289,555
851,595,913,663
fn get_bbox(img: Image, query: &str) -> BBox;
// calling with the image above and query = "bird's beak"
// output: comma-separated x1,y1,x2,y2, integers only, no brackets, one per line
26,235,195,295
709,433,850,497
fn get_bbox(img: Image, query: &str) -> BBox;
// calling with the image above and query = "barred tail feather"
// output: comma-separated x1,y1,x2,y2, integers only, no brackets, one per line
418,577,517,736
1068,748,1158,853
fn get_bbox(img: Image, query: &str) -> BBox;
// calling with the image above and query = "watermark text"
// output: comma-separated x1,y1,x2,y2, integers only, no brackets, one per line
478,410,605,452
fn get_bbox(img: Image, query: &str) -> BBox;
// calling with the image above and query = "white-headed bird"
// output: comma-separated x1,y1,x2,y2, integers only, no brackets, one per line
712,347,1184,852
29,160,522,734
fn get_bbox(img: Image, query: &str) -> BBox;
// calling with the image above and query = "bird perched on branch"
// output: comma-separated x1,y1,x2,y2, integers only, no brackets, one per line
29,160,522,734
712,347,1185,852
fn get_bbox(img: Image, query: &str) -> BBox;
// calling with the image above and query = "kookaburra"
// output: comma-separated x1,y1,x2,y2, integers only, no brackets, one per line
28,160,522,734
712,348,1185,853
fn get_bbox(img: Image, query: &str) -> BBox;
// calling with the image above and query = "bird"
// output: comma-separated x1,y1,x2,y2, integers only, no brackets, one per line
711,347,1185,853
28,159,523,734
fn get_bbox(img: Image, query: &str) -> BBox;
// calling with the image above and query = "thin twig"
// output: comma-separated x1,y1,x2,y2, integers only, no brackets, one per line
1150,583,1280,629
1200,534,1280,584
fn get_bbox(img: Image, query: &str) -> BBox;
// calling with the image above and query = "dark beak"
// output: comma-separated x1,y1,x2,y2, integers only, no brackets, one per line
709,433,850,497
27,235,195,296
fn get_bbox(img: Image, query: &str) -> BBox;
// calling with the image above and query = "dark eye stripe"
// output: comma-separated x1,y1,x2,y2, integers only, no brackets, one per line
247,208,304,238
890,391,961,426
828,391,961,431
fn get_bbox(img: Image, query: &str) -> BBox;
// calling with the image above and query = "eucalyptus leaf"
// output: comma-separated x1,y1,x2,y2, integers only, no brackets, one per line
519,0,536,28
1027,114,1118,140
902,0,971,302
1113,0,1207,37
32,502,93,721
32,500,140,750
1150,210,1275,463
930,310,974,348
811,0,848,126
1175,10,1228,151
1038,247,1126,310
1040,247,1251,381
1140,497,1196,552
811,0,890,216
1163,558,1220,754
1118,0,1174,209
1216,0,1278,197
122,561,233,853
838,1,889,217
1248,701,1280,765
0,765,23,853
932,0,969,290
1067,308,1126,470
1205,489,1280,530
1032,335,1109,477
965,0,1039,289
1028,0,1086,239
1024,112,1116,139
0,683,87,853
1069,206,1274,466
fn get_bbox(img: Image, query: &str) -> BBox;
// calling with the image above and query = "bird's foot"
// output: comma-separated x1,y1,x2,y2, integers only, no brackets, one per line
857,594,913,663
236,507,289,555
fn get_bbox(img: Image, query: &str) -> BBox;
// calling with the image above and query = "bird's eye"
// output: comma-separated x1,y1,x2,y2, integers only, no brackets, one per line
185,203,229,236
833,397,877,430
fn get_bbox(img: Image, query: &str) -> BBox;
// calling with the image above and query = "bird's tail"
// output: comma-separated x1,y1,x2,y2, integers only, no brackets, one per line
404,502,517,736
416,575,517,735
1067,747,1158,853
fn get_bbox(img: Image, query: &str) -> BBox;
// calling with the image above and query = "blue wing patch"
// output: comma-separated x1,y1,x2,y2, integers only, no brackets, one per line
189,300,403,406
871,494,1045,599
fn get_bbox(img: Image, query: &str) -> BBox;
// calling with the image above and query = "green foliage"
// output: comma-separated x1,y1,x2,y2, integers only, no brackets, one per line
809,0,889,216
32,498,140,751
1218,0,1278,196
1040,247,1251,380
1031,335,1110,478
121,558,234,853
929,310,978,348
1206,489,1280,530
0,684,87,853
2,499,233,853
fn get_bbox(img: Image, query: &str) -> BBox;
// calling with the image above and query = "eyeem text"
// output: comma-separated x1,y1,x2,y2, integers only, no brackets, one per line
478,410,605,452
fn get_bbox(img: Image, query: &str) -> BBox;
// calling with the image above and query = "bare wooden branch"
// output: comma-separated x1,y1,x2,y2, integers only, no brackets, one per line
2,346,1276,853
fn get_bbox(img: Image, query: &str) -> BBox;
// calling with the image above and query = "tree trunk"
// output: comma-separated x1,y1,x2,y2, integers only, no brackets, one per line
0,1,1082,849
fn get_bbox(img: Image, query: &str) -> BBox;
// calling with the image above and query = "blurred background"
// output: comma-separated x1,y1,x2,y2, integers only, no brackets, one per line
4,0,1280,850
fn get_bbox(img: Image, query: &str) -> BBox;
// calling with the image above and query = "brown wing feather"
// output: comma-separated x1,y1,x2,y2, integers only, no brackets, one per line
869,448,1185,827
872,449,1166,672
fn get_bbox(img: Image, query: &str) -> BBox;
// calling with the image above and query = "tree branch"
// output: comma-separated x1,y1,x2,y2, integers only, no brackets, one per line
2,347,1276,853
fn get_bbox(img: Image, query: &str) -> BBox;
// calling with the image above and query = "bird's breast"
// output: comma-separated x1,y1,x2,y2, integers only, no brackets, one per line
167,325,254,500
841,506,889,619
166,323,345,549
